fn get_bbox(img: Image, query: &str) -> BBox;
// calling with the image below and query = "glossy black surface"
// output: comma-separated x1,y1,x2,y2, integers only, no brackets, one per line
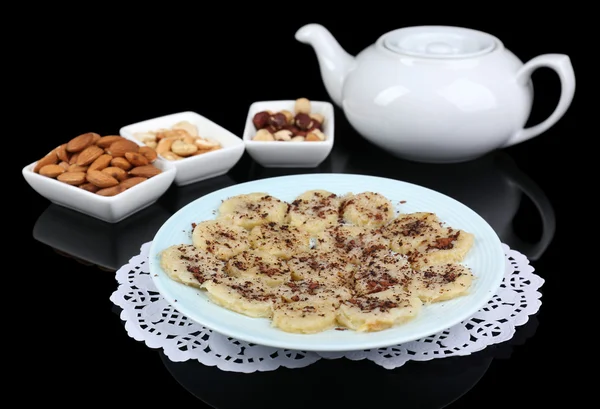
19,12,579,408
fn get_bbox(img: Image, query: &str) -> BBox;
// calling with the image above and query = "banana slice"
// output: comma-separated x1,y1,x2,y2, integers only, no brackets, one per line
287,250,356,288
277,279,353,304
316,224,390,263
159,244,226,288
218,192,289,230
288,190,341,235
203,276,276,318
382,212,474,268
273,279,352,333
192,220,250,261
354,246,416,296
339,192,395,227
249,222,311,259
337,290,422,332
225,250,291,287
272,301,337,334
413,263,474,303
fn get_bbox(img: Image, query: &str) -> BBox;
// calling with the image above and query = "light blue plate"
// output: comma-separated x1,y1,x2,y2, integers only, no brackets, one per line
149,173,504,351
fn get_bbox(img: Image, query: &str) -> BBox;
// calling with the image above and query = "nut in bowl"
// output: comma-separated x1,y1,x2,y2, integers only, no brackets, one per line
22,132,176,223
243,99,334,168
120,111,245,186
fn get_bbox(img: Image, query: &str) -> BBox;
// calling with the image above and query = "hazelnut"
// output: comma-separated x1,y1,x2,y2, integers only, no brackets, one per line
295,98,311,114
280,110,294,125
295,113,314,130
274,130,293,141
290,135,305,142
268,113,287,129
253,129,275,141
309,113,325,125
264,125,278,134
252,111,270,129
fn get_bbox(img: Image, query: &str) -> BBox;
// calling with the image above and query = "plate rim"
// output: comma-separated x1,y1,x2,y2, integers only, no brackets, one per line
148,173,505,351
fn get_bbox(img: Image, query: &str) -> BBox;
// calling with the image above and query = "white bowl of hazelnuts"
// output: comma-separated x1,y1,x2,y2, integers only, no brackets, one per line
242,98,334,168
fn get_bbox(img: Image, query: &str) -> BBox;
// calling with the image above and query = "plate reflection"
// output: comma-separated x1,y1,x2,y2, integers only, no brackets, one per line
153,313,538,409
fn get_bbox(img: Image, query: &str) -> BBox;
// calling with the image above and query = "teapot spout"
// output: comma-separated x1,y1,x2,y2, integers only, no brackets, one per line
295,24,355,107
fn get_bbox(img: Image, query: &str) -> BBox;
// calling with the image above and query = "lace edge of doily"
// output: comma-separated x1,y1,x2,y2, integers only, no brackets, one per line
110,241,543,371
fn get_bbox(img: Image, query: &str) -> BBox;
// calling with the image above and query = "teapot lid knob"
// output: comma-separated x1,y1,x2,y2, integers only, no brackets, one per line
382,26,499,59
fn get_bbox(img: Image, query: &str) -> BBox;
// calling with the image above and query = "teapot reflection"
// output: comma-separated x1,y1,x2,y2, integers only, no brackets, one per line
33,203,172,271
342,149,555,261
155,313,538,409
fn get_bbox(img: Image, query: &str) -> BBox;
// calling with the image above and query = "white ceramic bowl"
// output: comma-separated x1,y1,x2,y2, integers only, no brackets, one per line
243,100,334,167
22,159,176,224
120,111,245,186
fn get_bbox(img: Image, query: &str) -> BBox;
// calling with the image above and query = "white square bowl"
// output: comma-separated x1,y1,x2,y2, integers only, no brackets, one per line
243,100,334,167
120,111,245,186
22,158,176,224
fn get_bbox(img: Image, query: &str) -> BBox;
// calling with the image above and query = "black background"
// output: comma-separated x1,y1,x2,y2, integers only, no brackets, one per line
17,7,580,408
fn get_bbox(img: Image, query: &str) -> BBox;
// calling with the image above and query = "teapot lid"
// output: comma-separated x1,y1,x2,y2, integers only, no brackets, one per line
381,26,499,59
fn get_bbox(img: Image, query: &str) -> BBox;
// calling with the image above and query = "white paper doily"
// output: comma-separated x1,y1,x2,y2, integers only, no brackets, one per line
110,242,543,373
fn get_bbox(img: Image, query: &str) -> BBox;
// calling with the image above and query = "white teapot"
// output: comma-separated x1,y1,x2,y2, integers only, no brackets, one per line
296,24,575,163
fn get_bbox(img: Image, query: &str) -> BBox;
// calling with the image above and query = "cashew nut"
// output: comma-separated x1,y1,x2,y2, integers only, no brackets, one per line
134,131,157,143
183,135,196,145
171,140,198,156
253,129,275,141
195,137,221,149
156,137,175,155
162,151,183,161
290,135,305,142
306,132,321,142
274,130,293,141
172,120,199,137
311,129,326,141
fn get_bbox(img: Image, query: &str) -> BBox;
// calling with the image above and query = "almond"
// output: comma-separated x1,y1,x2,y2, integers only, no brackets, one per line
39,164,66,178
111,157,132,170
97,135,124,148
68,164,88,172
102,166,128,181
33,150,59,173
68,152,80,165
58,161,70,170
92,133,101,144
129,165,162,178
106,139,140,157
56,144,69,162
139,146,158,163
57,171,87,185
96,184,126,197
120,177,147,189
80,183,100,193
66,132,97,152
76,145,104,166
86,170,119,188
88,154,113,172
125,152,149,167
305,132,321,142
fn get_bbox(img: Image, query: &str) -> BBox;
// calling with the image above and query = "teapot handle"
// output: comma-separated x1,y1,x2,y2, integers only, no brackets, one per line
498,155,556,260
502,54,575,148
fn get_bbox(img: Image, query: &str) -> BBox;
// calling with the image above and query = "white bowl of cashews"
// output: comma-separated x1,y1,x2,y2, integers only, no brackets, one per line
120,111,245,186
242,98,335,168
